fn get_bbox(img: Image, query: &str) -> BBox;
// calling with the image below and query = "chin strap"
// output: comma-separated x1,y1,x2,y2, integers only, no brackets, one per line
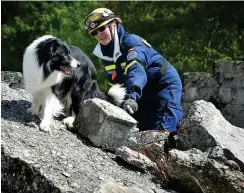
108,23,115,43
108,23,116,47
111,24,122,62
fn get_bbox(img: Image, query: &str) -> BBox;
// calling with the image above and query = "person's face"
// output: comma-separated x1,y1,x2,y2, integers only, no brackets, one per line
92,24,112,46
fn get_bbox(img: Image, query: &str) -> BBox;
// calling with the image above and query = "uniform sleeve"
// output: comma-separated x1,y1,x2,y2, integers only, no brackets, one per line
123,36,149,101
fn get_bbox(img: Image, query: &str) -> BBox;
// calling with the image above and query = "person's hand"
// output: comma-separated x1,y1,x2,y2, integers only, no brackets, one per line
123,99,138,114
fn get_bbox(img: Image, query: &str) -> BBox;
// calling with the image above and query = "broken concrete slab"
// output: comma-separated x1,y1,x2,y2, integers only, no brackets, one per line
74,98,138,149
115,146,157,171
179,100,244,171
1,82,172,193
167,148,244,193
182,61,244,128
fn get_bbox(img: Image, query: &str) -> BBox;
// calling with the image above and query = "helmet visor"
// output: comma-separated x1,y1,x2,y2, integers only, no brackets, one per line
84,13,102,30
84,12,116,31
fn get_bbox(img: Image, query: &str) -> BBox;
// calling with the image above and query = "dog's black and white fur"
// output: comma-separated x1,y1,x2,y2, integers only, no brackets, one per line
23,35,126,132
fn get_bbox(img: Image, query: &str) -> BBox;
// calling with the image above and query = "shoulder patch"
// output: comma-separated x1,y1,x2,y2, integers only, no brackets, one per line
127,50,136,61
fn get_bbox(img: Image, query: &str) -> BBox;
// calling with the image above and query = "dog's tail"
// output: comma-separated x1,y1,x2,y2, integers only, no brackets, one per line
107,84,126,106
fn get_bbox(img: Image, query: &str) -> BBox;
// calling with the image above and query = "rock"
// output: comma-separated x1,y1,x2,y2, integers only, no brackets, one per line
73,98,138,149
214,61,244,77
167,149,244,193
125,130,169,149
179,100,244,172
224,160,241,171
182,61,244,128
116,131,169,181
1,82,173,193
1,71,25,89
93,181,172,193
115,146,157,171
182,72,218,103
93,181,153,193
205,146,227,162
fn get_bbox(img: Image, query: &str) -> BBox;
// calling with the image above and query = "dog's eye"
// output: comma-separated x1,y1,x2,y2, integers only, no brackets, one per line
53,53,64,60
58,52,66,56
55,52,62,57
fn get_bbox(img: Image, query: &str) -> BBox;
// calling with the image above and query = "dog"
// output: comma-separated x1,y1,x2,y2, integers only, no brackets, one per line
23,35,126,132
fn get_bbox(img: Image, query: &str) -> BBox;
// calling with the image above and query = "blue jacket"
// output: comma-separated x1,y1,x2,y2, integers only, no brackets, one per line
93,24,183,131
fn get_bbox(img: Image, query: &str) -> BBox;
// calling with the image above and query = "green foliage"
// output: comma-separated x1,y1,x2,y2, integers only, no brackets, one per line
2,1,244,90
107,1,244,74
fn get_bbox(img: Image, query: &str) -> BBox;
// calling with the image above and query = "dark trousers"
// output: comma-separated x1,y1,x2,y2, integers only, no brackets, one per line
133,64,183,131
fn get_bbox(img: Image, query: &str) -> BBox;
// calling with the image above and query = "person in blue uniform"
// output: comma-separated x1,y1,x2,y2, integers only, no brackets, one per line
84,8,183,132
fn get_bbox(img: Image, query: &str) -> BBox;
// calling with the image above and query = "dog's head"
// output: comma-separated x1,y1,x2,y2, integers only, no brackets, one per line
37,38,80,75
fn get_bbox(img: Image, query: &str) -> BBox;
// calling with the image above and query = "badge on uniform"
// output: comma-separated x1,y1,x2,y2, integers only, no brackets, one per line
127,50,136,61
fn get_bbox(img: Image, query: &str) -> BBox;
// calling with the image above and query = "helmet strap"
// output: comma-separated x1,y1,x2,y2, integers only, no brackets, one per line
108,23,115,41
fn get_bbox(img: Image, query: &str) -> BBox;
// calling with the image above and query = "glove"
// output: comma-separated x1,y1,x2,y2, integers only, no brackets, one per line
123,99,138,114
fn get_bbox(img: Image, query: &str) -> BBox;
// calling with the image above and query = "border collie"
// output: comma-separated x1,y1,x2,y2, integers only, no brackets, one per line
23,35,126,132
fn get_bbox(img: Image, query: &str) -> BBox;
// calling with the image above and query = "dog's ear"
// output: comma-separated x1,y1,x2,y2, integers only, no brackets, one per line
38,38,60,57
50,40,60,56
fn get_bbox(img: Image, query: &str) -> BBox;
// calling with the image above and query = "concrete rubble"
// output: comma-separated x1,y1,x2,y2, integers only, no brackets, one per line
2,63,244,193
1,79,173,193
182,61,244,128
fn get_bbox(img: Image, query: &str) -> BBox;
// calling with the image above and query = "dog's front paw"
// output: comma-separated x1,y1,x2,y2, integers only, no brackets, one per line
62,116,75,128
27,107,39,116
40,120,51,132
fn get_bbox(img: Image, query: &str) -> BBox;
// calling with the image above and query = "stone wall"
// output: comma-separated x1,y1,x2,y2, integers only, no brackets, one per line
182,61,244,128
